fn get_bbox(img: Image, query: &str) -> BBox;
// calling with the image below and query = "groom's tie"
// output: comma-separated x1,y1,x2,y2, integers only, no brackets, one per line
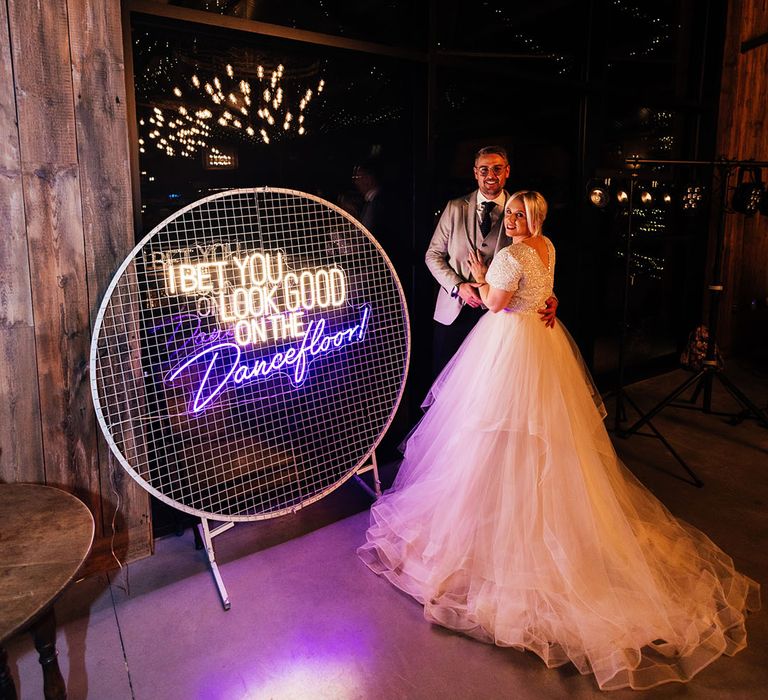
480,201,496,237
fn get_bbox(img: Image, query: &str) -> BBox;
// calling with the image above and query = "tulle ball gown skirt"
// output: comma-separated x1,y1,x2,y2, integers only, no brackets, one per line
358,310,759,690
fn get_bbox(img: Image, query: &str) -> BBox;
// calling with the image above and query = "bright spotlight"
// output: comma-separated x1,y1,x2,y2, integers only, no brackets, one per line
587,178,611,208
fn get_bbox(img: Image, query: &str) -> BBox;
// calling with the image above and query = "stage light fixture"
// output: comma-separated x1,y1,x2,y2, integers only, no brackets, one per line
657,181,676,207
616,188,630,206
650,180,672,207
587,178,611,208
638,187,653,206
759,188,768,216
731,167,764,216
682,185,705,213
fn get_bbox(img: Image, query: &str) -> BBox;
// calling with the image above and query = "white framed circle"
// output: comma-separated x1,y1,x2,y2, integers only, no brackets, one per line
90,188,410,521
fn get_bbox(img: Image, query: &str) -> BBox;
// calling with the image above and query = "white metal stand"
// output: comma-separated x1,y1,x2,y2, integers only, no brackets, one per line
354,451,381,499
195,452,380,610
197,518,235,610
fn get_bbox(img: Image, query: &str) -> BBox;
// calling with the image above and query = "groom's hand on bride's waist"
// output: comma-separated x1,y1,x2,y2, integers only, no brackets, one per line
538,296,558,328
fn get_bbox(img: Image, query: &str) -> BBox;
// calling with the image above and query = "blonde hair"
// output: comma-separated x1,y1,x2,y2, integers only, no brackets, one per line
508,190,547,237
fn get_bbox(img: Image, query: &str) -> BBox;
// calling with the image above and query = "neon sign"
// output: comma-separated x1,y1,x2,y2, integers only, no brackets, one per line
91,187,409,528
166,304,370,413
160,251,347,349
153,247,371,414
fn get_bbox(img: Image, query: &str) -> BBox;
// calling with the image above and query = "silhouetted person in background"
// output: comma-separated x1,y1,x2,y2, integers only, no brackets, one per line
353,157,409,290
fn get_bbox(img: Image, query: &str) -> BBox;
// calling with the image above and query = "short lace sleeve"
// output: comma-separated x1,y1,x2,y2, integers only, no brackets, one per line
486,248,522,292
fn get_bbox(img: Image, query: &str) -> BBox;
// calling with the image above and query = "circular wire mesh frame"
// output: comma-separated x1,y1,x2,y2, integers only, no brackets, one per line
91,188,410,521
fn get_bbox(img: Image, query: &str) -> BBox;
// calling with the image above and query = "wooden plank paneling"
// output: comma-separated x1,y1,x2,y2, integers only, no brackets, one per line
8,0,101,518
68,0,151,563
715,0,768,354
0,0,45,483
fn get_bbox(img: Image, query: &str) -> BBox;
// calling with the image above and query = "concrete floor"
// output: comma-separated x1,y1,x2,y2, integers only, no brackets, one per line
5,361,767,699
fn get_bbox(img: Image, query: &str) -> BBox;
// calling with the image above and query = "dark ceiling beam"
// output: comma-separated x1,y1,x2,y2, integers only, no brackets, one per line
128,0,428,62
436,51,556,60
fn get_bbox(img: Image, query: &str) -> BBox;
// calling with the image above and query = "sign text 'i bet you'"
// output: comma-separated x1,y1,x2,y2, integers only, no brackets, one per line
156,247,370,414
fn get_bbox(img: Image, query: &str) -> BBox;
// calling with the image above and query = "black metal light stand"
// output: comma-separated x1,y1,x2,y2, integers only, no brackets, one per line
620,157,768,448
609,175,703,487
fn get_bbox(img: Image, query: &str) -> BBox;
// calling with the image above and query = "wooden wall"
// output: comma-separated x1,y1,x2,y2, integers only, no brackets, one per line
0,0,151,574
716,0,768,355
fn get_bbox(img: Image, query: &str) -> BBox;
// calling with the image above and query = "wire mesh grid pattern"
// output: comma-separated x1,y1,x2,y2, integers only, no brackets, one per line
91,188,409,521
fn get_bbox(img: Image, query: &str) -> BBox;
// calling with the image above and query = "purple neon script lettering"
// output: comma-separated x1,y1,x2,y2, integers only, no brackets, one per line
148,313,235,369
148,313,200,365
165,304,371,414
165,343,242,413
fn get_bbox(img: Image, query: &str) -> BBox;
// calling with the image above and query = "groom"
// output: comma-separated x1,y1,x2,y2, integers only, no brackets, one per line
425,145,558,374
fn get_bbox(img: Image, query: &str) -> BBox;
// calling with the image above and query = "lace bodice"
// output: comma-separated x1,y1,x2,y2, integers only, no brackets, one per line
485,236,555,313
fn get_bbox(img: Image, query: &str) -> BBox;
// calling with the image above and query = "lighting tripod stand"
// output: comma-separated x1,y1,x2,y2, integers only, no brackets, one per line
618,157,768,477
609,174,703,487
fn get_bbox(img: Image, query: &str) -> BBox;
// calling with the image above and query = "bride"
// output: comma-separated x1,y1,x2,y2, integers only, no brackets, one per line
358,190,759,690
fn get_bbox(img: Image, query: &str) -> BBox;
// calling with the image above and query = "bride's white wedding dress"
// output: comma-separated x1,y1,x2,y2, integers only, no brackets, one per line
358,236,759,690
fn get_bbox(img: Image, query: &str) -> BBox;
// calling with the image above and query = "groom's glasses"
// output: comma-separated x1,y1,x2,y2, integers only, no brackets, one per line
475,165,507,176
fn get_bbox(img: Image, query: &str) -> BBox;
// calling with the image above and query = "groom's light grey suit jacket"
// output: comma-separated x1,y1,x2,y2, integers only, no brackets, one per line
425,189,509,325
